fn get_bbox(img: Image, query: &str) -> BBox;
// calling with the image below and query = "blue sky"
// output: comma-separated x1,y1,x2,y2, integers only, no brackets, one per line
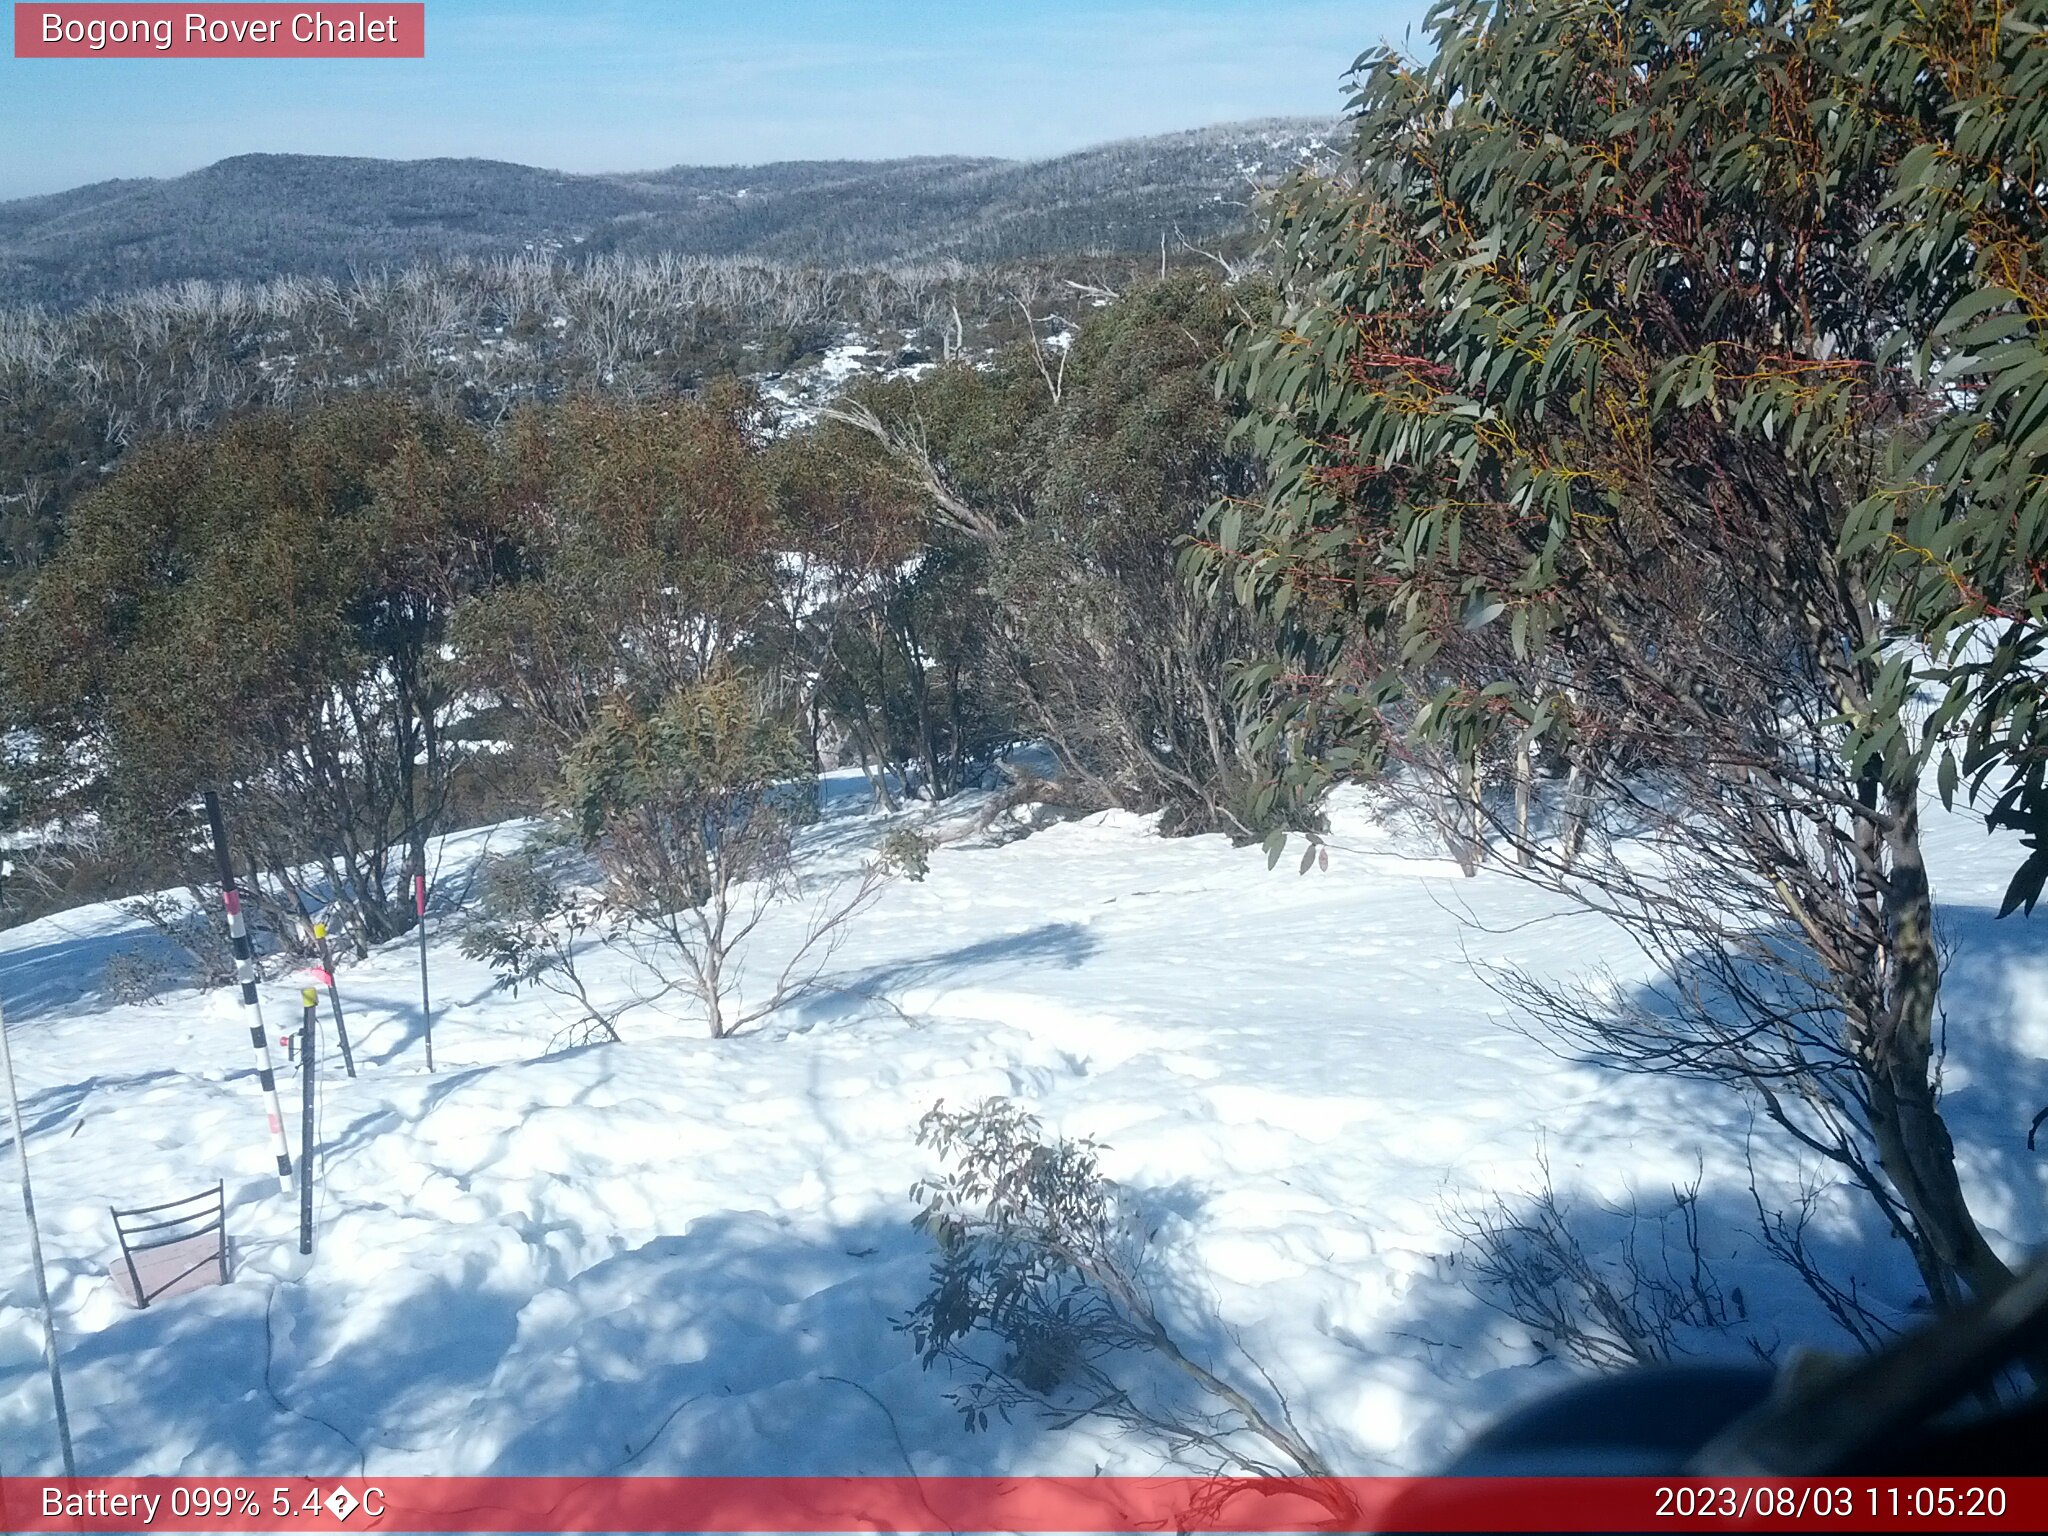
0,1,1419,199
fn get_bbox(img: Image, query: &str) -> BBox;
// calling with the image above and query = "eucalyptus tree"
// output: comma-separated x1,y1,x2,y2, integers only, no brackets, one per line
3,399,509,950
1204,0,2046,1309
819,273,1299,834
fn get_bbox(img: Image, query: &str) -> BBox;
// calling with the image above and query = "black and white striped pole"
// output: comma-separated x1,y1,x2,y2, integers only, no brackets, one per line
202,792,293,1195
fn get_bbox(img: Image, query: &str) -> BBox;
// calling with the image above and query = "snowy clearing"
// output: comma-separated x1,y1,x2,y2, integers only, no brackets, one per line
2,777,2043,1476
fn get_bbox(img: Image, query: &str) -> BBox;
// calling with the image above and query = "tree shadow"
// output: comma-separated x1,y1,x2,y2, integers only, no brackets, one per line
1364,1170,1930,1471
0,1158,1949,1484
0,917,196,1022
358,995,445,1068
4,1206,1094,1480
0,1067,192,1154
1927,902,2048,1246
1495,895,2045,1279
785,921,1102,1034
1360,896,2047,1467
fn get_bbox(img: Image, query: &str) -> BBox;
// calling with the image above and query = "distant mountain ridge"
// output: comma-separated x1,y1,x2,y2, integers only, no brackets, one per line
0,119,1342,308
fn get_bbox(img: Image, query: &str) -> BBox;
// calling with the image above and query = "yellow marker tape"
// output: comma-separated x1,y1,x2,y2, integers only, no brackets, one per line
313,921,327,940
302,988,318,1007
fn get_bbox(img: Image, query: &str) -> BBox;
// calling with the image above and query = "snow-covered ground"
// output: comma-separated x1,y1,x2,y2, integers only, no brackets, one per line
761,336,937,429
2,777,2043,1476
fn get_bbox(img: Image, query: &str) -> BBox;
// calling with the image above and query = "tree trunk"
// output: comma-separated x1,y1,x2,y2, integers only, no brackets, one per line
1514,737,1534,868
1445,751,1482,877
1560,752,1595,871
1861,779,2014,1306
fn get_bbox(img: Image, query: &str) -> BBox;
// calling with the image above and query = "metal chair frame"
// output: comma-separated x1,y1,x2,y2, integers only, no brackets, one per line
109,1181,227,1308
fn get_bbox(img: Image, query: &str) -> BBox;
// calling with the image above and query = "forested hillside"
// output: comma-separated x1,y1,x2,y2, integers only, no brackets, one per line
0,250,1188,575
0,120,1336,309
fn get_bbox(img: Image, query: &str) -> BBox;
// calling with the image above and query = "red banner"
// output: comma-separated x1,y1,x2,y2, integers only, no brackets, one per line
13,5,424,58
2,1476,2044,1532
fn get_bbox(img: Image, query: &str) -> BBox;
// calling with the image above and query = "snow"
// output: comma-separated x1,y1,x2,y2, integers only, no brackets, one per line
761,335,937,429
1,776,2042,1476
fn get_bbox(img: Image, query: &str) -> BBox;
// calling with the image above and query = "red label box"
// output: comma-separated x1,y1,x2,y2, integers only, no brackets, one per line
3,1476,2046,1533
14,4,425,57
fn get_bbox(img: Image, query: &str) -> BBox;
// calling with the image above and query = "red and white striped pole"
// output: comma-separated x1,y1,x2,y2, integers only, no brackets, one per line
309,919,356,1078
202,792,293,1194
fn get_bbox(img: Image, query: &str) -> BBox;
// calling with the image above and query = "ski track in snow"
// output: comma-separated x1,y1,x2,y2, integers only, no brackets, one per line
2,774,2043,1475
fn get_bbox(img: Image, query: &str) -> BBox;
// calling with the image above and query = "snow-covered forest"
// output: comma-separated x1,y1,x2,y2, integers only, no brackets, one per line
4,0,2047,1486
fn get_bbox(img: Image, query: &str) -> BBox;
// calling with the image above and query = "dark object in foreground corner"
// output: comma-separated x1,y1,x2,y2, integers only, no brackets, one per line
1685,1248,2048,1476
1416,1249,2048,1493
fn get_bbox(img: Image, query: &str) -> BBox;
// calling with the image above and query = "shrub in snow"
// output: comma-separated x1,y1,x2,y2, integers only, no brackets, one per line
460,840,620,1046
905,1097,1341,1491
562,671,891,1038
122,891,235,988
100,947,178,1006
876,827,934,882
813,274,1312,841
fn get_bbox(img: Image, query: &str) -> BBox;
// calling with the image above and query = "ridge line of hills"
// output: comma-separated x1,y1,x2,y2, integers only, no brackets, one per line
0,117,1344,308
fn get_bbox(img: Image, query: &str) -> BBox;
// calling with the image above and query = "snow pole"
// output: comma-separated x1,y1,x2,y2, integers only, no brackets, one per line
0,995,76,1477
414,840,435,1074
298,988,316,1257
309,920,356,1078
202,792,293,1194
0,861,77,1476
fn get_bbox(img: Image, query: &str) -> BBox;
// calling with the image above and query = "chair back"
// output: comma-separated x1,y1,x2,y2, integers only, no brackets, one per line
109,1182,227,1308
